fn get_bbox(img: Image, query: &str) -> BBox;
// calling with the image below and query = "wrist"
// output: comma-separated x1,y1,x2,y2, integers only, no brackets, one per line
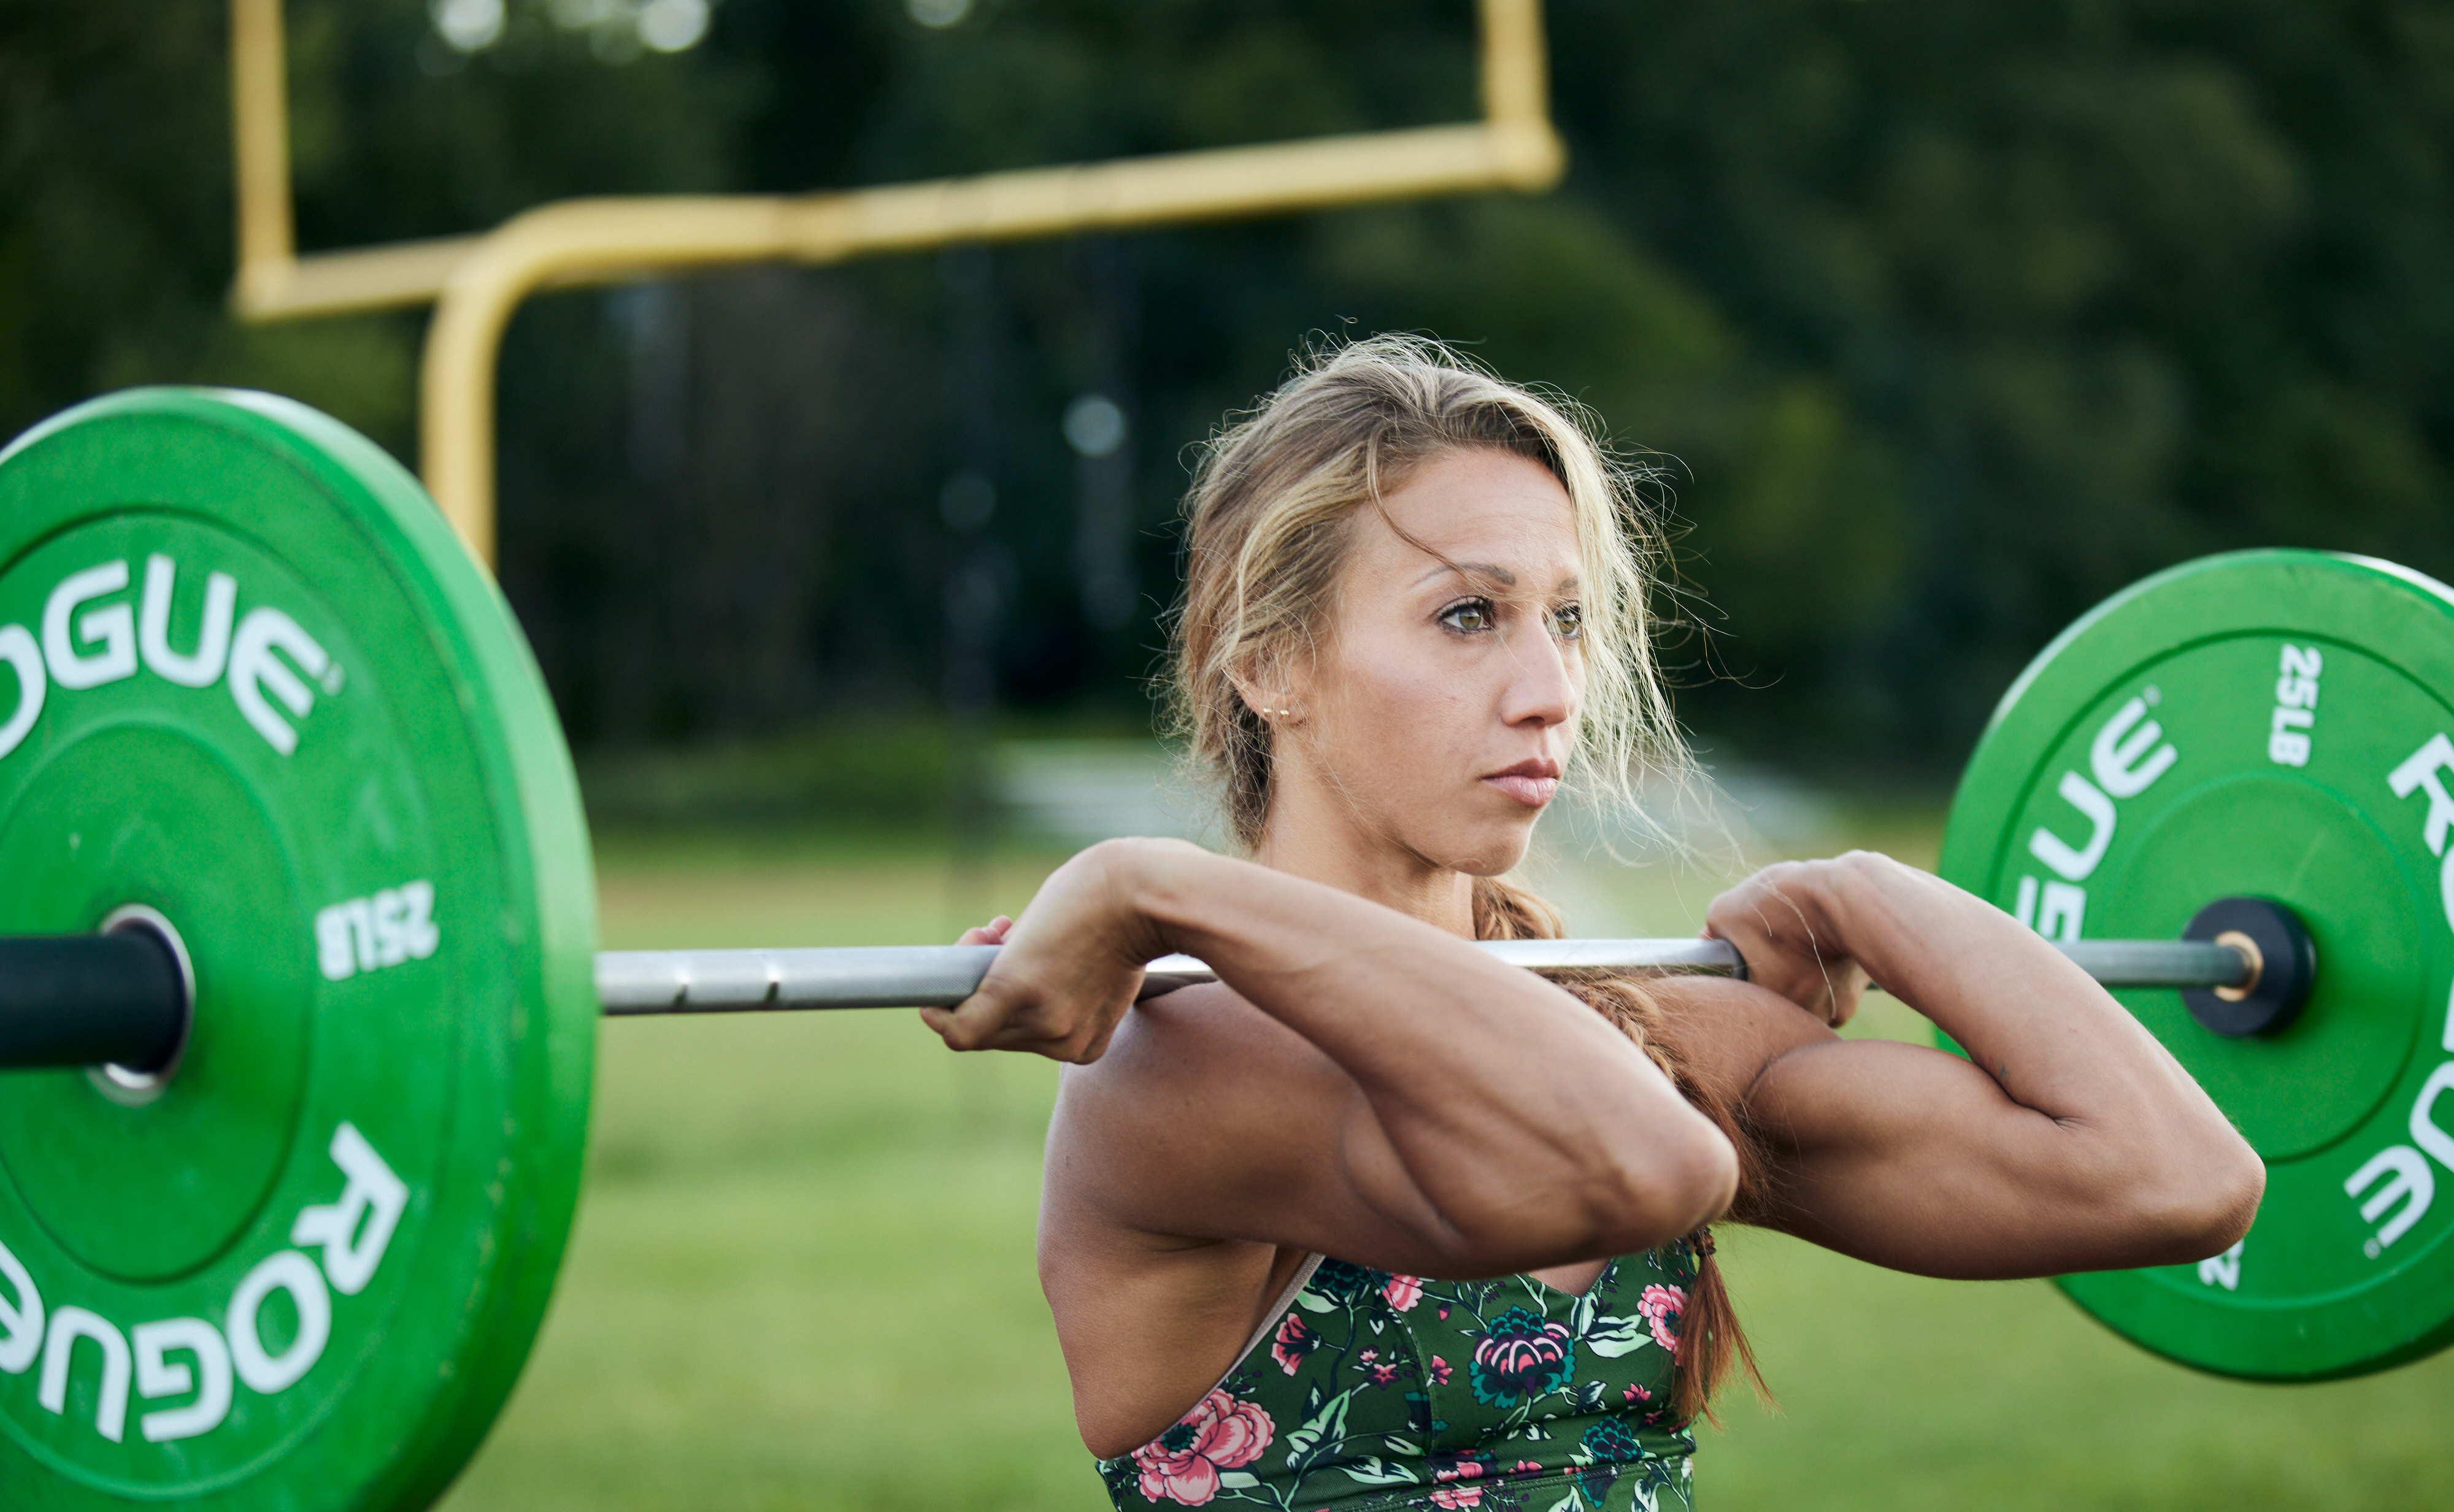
1091,837,1206,957
1820,850,1910,973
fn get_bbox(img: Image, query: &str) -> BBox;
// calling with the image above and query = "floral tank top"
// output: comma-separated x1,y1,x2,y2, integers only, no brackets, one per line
1094,1238,1703,1512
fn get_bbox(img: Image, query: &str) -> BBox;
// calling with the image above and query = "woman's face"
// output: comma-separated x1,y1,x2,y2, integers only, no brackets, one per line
1275,447,1587,877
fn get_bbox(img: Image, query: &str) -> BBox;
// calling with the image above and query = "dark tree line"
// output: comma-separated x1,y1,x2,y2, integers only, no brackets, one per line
7,0,2454,775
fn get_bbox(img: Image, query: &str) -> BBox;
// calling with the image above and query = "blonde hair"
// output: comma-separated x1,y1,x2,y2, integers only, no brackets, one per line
1167,331,1692,850
1161,334,1764,1423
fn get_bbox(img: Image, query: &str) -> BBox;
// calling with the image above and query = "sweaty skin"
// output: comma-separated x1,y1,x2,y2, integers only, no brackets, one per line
923,450,2266,1459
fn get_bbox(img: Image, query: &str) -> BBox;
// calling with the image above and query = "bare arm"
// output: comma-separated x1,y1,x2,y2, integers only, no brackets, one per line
1673,851,2264,1278
928,837,1738,1276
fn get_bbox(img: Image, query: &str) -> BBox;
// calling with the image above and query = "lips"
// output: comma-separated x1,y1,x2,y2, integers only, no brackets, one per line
1483,758,1561,808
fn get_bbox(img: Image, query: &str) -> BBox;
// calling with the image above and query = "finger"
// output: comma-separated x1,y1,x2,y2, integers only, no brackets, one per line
928,991,1021,1052
952,980,1104,1056
1817,963,1869,1026
1072,1016,1124,1065
919,1002,1022,1052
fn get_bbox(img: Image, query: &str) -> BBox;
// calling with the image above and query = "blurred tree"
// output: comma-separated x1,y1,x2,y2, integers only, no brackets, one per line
7,0,2454,773
1553,0,2454,761
0,1,417,448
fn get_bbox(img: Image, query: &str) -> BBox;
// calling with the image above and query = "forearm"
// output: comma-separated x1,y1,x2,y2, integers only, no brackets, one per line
1814,855,2197,1127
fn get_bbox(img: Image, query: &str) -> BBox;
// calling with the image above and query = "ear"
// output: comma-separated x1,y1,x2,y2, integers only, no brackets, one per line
1229,673,1269,718
1229,671,1286,721
1229,648,1313,723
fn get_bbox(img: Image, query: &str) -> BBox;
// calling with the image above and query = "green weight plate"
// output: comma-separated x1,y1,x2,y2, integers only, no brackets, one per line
0,390,596,1508
1941,549,2454,1382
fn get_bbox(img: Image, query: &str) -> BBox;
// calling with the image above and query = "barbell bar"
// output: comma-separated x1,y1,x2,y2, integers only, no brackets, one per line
3,389,2452,1511
0,926,2283,1073
586,931,2287,1009
0,935,1763,1072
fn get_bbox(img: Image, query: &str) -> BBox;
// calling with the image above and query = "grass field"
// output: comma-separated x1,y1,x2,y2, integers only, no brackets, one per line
436,818,2454,1512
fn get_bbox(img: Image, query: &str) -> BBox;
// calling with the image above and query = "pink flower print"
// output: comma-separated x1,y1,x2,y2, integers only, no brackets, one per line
1467,1307,1575,1407
1360,1349,1377,1361
1636,1284,1687,1353
1130,1389,1274,1506
1368,1363,1400,1387
1428,1489,1482,1509
1623,1382,1653,1404
1383,1273,1424,1311
1433,1459,1487,1484
1428,1355,1452,1385
1437,1305,1451,1321
1515,1460,1544,1474
1271,1313,1318,1375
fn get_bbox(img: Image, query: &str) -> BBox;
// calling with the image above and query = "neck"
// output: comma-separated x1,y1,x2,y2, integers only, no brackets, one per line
1251,766,1479,938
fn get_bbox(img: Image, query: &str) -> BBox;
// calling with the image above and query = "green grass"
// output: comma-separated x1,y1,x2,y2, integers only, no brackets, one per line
1706,1224,2454,1510
436,827,2454,1512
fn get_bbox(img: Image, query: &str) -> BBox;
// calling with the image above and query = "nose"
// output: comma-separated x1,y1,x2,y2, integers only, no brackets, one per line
1499,624,1578,731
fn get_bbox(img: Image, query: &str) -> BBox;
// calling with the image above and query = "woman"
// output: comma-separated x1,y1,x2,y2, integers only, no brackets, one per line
924,336,2261,1512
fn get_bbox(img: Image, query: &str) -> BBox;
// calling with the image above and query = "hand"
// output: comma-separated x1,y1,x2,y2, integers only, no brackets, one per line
1705,857,1874,1028
918,840,1177,1063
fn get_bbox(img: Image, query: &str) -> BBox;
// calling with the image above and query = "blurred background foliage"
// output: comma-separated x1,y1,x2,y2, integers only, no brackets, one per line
6,0,2454,775
12,11,2454,1506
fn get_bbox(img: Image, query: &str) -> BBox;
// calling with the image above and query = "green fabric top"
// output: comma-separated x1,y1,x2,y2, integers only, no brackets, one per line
1094,1239,1702,1512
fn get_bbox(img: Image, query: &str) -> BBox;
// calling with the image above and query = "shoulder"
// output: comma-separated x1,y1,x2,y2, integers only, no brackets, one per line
1059,980,1335,1106
1047,982,1361,1206
1640,973,1841,1107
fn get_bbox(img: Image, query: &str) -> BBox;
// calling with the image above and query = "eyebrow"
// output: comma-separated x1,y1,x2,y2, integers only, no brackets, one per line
1411,562,1581,593
1414,561,1518,589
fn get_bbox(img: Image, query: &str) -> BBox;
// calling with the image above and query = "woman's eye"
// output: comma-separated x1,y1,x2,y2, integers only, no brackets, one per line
1550,604,1583,641
1439,599,1497,634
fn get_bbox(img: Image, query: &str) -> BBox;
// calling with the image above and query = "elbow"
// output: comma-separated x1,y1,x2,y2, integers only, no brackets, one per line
2133,1130,2266,1264
2193,1139,2267,1255
1618,1115,1742,1244
1561,1104,1737,1256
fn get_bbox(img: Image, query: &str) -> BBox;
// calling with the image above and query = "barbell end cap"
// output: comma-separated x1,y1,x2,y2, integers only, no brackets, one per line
2181,897,2316,1038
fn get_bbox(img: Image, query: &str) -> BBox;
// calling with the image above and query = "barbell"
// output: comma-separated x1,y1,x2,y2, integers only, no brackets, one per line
0,921,2308,1067
0,389,2448,1510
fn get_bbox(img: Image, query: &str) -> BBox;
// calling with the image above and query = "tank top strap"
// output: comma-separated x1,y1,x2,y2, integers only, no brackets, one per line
1231,1253,1325,1371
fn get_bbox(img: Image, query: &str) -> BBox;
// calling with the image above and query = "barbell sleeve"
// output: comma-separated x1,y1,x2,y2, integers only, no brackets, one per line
0,931,187,1070
2056,938,2252,991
